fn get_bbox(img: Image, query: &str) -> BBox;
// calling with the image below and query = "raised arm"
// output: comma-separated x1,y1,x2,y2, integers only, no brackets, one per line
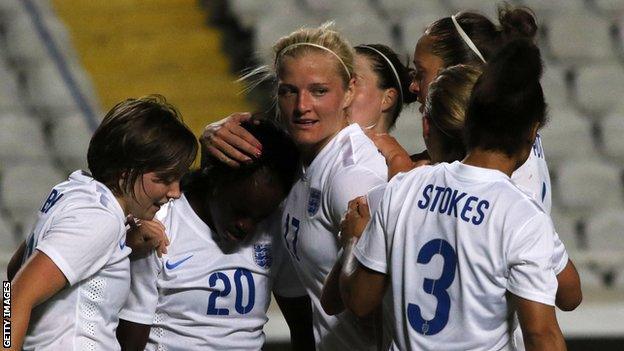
200,112,262,168
512,294,567,351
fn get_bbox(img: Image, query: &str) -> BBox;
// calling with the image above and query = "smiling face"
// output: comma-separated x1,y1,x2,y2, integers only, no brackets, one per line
277,51,354,163
348,54,386,130
125,172,181,220
409,35,445,114
208,171,285,245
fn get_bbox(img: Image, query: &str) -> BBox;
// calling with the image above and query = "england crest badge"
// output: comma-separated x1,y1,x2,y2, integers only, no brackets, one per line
307,188,321,216
253,243,272,269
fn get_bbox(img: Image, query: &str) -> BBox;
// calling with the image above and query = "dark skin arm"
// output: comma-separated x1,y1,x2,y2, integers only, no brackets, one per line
555,259,582,311
512,294,567,351
7,240,26,281
117,319,151,351
274,294,315,351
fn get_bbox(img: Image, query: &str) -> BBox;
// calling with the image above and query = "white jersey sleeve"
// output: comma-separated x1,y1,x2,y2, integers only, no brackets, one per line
506,212,558,306
354,175,405,274
118,251,161,325
36,204,124,285
552,232,569,275
327,166,386,227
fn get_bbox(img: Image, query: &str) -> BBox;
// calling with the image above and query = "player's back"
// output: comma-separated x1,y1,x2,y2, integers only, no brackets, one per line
380,161,557,350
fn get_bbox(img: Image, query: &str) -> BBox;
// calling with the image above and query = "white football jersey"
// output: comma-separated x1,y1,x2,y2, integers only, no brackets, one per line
355,161,558,351
512,134,551,214
21,170,130,351
119,194,305,351
281,123,387,350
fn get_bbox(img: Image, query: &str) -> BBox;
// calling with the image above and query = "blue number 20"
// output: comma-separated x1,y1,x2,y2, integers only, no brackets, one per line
207,268,255,315
407,239,457,335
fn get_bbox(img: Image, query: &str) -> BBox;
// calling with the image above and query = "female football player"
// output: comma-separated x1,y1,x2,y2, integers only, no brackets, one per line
9,96,198,351
339,38,567,351
116,117,314,350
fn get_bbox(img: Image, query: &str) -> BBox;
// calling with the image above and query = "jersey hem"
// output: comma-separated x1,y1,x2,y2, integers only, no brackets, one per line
353,245,387,274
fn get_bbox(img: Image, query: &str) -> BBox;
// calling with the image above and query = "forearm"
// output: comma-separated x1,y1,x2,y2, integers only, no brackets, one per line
320,253,345,315
339,237,362,314
524,330,567,351
117,319,151,351
8,294,34,350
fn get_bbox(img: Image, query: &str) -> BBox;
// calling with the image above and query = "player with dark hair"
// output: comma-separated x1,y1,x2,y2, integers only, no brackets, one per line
8,95,197,351
116,117,314,350
338,39,567,350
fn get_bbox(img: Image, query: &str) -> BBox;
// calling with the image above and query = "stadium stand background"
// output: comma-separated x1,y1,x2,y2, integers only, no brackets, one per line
0,0,622,349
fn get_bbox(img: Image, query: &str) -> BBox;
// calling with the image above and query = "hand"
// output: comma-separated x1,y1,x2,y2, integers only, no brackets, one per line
366,132,419,179
339,197,371,247
125,216,169,257
200,112,263,168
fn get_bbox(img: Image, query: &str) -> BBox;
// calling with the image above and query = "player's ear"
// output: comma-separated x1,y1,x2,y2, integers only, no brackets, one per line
381,88,398,112
422,115,431,142
528,121,539,145
342,77,356,109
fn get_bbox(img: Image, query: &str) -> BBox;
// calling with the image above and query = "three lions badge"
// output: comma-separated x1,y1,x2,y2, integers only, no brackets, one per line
253,243,272,269
308,188,321,216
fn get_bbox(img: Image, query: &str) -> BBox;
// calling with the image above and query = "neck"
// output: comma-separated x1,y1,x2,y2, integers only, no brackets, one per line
300,121,348,166
114,195,129,216
186,191,215,230
462,148,519,177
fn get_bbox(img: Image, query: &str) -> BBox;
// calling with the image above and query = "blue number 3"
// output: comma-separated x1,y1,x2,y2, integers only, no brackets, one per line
407,239,457,335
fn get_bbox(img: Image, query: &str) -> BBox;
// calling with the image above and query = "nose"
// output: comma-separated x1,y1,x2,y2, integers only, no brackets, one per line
167,181,182,200
409,77,419,95
295,91,312,116
235,218,255,237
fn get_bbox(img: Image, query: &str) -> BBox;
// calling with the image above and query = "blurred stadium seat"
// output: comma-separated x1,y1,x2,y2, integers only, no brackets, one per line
1,163,64,227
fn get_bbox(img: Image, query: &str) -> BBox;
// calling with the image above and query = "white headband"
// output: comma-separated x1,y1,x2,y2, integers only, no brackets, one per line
276,43,351,79
358,45,403,104
451,15,486,63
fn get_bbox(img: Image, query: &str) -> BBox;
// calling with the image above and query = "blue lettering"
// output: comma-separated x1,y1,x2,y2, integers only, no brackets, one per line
460,196,478,222
429,186,446,212
438,188,453,214
446,190,467,218
41,189,64,214
472,200,490,225
418,184,433,209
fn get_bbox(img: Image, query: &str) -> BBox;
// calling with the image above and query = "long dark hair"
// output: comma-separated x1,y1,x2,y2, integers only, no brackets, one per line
354,44,417,129
426,5,538,67
464,39,547,156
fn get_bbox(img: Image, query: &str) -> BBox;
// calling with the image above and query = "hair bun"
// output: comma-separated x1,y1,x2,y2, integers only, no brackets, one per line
498,6,538,41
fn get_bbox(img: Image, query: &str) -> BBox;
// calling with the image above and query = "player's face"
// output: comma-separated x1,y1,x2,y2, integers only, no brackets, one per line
277,51,354,161
348,54,386,130
127,172,182,220
209,173,285,244
410,35,445,114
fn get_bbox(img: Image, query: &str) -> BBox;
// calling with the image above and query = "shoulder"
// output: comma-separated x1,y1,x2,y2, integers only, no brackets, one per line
336,124,387,176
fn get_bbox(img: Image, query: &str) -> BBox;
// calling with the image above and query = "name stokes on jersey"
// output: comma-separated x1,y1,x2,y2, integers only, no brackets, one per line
417,184,491,225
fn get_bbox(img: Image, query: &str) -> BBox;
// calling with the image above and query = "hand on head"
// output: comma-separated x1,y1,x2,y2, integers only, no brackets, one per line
200,112,263,168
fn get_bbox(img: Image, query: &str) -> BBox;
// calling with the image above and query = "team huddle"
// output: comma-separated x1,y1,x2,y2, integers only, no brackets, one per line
7,3,580,351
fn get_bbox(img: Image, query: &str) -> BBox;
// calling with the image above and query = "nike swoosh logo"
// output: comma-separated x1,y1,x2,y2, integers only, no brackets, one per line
165,255,193,270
